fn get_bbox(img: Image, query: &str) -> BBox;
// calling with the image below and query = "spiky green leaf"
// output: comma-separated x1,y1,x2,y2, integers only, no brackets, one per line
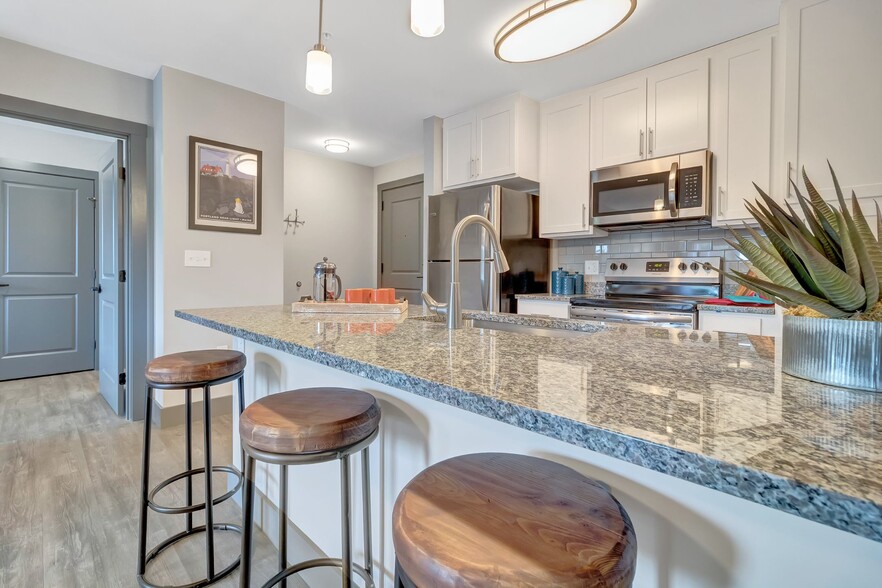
724,235,803,291
781,221,866,311
876,201,882,244
834,209,862,284
792,182,843,265
849,192,882,296
741,222,784,263
802,167,840,243
726,270,851,318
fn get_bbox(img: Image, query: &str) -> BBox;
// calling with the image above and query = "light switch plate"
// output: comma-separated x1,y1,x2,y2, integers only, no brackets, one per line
184,250,211,267
584,260,600,275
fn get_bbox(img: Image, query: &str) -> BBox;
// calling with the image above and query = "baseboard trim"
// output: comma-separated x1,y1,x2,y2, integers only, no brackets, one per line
151,394,233,428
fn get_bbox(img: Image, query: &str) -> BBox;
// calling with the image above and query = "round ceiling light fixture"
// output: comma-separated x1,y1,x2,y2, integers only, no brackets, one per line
324,138,350,154
411,0,445,38
494,0,637,63
233,153,258,176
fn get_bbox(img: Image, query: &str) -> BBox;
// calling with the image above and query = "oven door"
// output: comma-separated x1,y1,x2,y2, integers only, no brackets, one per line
570,306,696,329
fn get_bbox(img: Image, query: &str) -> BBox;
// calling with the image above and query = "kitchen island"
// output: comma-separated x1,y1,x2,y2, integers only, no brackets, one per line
177,305,882,588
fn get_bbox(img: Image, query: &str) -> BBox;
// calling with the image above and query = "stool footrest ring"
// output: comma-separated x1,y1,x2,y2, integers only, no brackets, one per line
261,557,375,588
147,465,243,515
136,523,243,588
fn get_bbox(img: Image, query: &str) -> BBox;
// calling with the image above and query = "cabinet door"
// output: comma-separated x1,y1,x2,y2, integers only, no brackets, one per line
712,35,773,224
647,57,709,158
442,110,476,189
590,77,647,169
699,312,763,335
540,93,592,236
476,96,517,181
783,0,882,202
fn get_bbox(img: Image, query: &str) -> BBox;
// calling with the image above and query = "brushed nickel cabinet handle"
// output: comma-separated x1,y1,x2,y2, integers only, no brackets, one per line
639,129,644,158
648,127,654,156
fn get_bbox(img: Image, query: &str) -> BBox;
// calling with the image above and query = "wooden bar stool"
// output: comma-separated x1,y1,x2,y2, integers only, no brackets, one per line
392,453,637,588
137,350,247,588
239,387,381,588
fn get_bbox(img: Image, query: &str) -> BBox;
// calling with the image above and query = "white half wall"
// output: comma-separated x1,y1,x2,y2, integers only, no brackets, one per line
153,66,284,407
283,149,375,303
0,36,152,125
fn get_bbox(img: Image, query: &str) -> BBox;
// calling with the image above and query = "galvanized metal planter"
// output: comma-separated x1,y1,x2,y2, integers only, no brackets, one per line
782,315,882,392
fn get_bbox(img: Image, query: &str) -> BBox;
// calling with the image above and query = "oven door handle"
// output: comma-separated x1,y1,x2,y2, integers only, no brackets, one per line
570,306,694,325
668,161,678,217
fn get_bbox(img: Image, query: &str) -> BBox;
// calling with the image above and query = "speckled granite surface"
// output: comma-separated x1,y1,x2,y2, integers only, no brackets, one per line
514,293,575,302
697,303,776,315
176,305,882,542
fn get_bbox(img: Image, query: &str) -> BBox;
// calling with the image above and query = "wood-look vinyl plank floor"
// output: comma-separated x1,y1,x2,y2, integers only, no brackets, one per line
0,371,286,587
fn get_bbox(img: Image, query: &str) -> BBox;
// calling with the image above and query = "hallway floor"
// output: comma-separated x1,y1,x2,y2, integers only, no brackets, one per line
0,371,282,587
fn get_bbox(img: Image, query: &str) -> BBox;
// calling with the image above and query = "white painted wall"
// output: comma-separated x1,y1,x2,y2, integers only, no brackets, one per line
0,37,152,125
283,149,375,303
153,66,284,407
0,116,115,171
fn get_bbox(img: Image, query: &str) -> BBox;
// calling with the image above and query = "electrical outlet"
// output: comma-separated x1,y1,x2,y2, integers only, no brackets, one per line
184,250,211,267
584,260,600,275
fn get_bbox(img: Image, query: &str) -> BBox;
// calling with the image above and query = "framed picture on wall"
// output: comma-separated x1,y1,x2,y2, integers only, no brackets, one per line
188,136,262,234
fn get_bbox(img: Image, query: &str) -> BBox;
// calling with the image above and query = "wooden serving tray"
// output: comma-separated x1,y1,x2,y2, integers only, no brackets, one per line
291,299,408,314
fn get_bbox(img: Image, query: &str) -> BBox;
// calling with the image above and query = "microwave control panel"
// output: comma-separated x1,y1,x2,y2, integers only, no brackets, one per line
677,167,703,209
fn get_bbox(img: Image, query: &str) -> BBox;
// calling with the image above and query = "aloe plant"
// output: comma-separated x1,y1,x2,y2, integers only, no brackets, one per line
722,164,882,321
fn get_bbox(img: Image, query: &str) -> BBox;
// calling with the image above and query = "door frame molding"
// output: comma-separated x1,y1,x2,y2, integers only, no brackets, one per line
0,93,151,421
376,174,424,288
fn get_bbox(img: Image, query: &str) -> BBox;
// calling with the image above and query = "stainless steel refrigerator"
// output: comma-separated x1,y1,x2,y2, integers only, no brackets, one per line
427,186,549,314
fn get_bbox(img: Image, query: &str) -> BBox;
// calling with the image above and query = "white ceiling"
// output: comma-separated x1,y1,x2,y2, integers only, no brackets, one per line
0,0,781,167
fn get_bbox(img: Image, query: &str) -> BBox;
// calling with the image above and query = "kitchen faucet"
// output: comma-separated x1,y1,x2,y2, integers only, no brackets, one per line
422,214,510,329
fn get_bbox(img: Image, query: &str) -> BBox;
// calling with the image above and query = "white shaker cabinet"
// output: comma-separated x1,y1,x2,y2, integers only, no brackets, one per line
590,57,708,170
442,94,539,191
646,57,709,159
517,298,570,319
590,77,647,169
539,90,605,237
781,0,882,202
711,33,774,225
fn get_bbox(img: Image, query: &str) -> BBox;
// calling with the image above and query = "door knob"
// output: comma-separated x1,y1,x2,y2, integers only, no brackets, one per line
92,285,103,293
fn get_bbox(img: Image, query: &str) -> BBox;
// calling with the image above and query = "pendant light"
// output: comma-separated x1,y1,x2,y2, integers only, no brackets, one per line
495,0,636,63
305,0,332,95
411,0,444,38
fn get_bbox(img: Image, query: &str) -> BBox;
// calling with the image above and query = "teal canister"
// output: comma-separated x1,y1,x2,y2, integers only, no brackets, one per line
573,272,585,295
563,275,576,296
551,267,568,295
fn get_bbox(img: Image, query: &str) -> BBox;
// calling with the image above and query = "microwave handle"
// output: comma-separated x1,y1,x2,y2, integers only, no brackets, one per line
667,161,678,217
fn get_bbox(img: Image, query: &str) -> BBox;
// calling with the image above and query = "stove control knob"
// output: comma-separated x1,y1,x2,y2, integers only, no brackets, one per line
678,262,688,271
609,263,618,271
690,262,700,271
619,263,628,271
703,262,713,271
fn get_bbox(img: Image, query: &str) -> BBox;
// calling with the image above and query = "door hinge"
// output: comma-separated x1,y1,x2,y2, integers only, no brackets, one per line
381,263,384,273
119,270,127,283
118,372,127,386
94,340,97,350
381,201,385,211
120,166,127,181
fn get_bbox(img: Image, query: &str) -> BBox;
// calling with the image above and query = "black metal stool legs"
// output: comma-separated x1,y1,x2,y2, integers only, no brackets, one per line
202,383,216,580
240,453,255,588
361,447,373,579
341,454,352,588
185,388,193,531
279,464,288,588
136,385,154,577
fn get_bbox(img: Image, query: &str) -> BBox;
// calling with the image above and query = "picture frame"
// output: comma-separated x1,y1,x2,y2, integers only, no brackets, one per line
188,136,262,235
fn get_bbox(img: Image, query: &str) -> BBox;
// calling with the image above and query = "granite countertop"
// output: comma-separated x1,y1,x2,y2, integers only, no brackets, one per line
176,305,882,542
697,303,776,315
514,293,576,301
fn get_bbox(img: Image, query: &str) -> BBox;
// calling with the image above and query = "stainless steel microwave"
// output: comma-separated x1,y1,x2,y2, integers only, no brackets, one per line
591,150,712,230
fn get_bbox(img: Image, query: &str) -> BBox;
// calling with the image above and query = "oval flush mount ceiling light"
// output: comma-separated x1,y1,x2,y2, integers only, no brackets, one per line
411,0,444,37
234,154,258,176
495,0,636,63
324,139,350,153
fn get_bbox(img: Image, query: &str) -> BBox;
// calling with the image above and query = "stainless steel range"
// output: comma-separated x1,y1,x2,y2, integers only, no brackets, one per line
570,257,723,329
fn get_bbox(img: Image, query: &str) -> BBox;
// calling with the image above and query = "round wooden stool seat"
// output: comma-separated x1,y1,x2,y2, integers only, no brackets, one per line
144,349,246,385
239,387,381,455
393,453,637,588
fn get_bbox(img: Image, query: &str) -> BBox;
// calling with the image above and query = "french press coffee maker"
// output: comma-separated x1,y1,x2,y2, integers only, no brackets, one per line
313,257,343,302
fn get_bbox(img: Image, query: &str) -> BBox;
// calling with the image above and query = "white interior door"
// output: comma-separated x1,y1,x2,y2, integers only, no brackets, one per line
0,164,96,380
97,141,126,415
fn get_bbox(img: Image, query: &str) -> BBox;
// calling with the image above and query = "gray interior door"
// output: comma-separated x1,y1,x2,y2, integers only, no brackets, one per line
0,164,96,380
97,142,126,415
380,178,424,305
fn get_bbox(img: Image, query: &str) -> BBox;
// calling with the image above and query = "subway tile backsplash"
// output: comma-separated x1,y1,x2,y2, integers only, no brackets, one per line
553,225,754,294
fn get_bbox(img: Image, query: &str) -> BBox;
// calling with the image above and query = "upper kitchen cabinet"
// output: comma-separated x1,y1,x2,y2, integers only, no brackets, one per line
781,0,882,202
591,57,709,170
442,93,539,191
539,90,604,237
711,31,775,225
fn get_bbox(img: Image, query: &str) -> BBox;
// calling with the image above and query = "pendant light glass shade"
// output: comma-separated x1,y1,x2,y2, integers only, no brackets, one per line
495,0,636,63
305,45,333,95
411,0,444,37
